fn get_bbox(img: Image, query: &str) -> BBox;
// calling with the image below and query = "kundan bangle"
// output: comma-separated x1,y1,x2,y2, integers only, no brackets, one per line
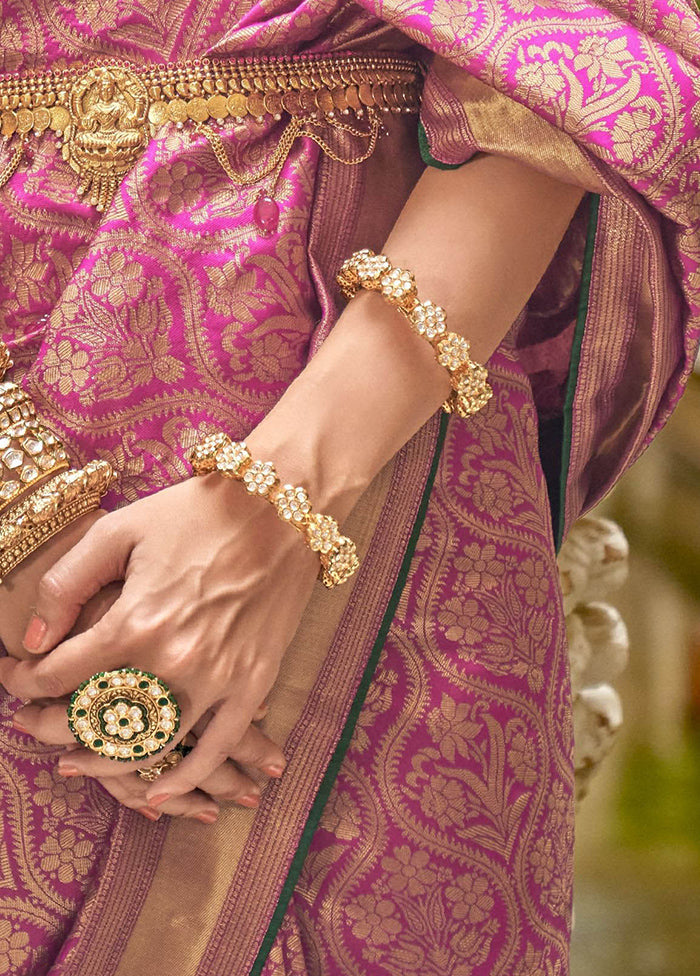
0,381,70,511
0,460,114,582
336,249,493,418
189,433,360,588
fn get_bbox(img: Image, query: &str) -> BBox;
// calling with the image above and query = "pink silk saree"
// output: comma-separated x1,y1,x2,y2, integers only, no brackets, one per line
0,1,699,974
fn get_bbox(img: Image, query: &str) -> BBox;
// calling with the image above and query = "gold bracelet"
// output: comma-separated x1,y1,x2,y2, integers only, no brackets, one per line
189,433,359,588
0,381,70,510
336,249,493,419
0,352,72,510
0,460,114,582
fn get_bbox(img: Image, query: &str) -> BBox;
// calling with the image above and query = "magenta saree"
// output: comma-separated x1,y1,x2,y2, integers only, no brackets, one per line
0,2,698,974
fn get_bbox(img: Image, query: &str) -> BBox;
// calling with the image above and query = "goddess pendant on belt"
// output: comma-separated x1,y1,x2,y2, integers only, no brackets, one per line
62,65,148,211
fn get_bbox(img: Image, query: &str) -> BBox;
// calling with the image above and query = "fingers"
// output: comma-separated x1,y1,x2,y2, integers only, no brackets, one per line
97,772,220,823
194,725,287,807
12,700,273,752
196,761,263,808
143,700,262,805
0,620,122,700
13,700,281,813
12,700,73,744
252,700,269,722
229,723,286,779
22,513,134,654
54,733,190,780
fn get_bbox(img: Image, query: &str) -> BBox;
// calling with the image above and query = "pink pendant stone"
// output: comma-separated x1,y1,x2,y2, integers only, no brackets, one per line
254,195,280,236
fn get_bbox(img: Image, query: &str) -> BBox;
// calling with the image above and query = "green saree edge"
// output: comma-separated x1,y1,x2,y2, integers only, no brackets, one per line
418,120,464,169
249,412,449,975
556,192,600,551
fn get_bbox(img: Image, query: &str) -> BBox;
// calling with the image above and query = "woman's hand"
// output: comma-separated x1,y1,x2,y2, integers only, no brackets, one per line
15,700,273,823
1,508,286,822
0,472,318,807
0,152,585,814
0,509,105,659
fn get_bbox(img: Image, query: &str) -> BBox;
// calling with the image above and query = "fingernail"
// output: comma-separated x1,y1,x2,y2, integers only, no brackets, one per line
238,794,260,808
12,716,28,733
148,793,171,808
264,765,285,778
23,614,47,651
57,764,80,777
138,807,162,821
195,811,218,824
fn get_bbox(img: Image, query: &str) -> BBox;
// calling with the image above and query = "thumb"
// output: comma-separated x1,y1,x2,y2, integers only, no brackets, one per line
23,513,133,654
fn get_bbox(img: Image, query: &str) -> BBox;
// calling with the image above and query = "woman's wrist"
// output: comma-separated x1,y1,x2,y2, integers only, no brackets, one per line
245,290,450,524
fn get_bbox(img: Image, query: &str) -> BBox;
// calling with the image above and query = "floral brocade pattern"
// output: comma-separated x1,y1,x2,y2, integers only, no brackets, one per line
269,354,574,975
0,702,114,976
1,0,699,974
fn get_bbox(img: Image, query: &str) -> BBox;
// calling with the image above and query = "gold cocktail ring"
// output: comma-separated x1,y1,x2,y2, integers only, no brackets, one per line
136,740,194,782
67,668,181,761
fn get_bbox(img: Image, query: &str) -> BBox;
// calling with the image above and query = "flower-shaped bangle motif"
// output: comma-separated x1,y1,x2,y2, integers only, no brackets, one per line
448,365,493,418
274,484,312,525
436,333,471,371
190,432,232,474
380,267,416,305
243,459,279,496
321,536,360,588
336,249,392,299
409,301,447,340
306,513,342,554
217,439,252,477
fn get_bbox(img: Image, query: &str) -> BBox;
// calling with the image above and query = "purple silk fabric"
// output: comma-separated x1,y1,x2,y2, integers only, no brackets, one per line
0,1,698,974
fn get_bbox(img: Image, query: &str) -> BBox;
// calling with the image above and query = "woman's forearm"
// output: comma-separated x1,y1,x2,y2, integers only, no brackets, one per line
247,153,585,519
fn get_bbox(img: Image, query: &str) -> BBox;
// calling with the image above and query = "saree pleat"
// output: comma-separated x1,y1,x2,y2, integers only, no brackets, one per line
0,1,698,974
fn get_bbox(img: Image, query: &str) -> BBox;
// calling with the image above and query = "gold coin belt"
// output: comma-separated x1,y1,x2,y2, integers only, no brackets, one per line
0,52,422,211
337,249,493,419
190,432,360,588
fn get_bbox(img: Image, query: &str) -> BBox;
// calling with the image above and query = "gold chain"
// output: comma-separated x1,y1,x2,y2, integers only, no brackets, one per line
196,111,381,191
195,117,305,187
299,114,381,166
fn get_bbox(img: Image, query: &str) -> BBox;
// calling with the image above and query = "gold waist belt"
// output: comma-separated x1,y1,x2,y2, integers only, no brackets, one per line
0,52,422,211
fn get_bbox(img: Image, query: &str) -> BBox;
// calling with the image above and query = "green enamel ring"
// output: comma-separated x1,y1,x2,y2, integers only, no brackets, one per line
66,668,181,762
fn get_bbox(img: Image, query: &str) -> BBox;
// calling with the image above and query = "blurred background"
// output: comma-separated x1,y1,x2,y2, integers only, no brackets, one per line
570,373,700,975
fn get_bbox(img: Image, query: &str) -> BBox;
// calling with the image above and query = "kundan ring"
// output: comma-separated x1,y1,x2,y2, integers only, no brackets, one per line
67,668,181,761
